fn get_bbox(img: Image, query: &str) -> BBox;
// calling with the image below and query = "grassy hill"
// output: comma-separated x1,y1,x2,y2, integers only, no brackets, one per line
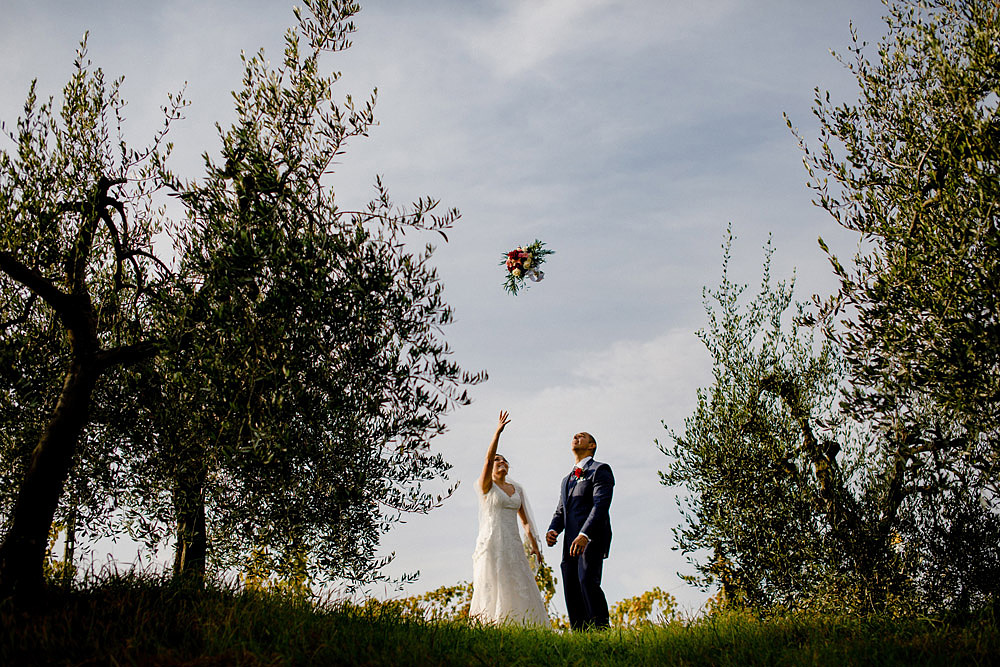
2,575,996,666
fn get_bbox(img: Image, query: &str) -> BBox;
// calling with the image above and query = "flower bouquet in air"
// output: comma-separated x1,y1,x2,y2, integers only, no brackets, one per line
501,240,554,295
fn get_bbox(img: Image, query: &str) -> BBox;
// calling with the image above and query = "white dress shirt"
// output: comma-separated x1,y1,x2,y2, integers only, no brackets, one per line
573,456,594,540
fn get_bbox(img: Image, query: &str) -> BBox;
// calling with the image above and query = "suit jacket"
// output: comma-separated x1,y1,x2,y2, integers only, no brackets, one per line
548,458,614,559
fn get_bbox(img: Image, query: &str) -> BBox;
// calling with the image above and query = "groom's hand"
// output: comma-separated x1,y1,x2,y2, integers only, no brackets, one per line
569,534,589,557
545,530,558,547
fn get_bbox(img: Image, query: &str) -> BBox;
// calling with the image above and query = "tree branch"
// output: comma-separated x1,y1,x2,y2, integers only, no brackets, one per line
67,176,127,294
0,251,72,318
0,293,38,331
760,372,866,546
98,207,131,292
125,248,173,279
96,339,161,371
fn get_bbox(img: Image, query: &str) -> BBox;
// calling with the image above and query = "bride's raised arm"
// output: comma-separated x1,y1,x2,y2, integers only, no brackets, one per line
478,410,511,494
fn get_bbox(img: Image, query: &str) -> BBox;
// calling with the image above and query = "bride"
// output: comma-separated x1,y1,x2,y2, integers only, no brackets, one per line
469,410,549,626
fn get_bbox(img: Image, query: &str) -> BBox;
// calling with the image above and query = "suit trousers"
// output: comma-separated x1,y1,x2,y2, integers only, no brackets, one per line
561,546,609,630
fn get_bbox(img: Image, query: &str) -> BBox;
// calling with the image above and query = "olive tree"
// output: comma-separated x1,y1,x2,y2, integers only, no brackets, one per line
666,0,1000,614
660,233,903,611
136,0,483,585
0,0,482,597
0,43,182,597
798,0,1000,609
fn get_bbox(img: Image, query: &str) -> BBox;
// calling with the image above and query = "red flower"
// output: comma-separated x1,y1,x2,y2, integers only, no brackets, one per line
573,468,583,479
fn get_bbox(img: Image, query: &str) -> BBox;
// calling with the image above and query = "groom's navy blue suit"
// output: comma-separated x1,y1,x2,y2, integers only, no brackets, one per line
548,457,614,630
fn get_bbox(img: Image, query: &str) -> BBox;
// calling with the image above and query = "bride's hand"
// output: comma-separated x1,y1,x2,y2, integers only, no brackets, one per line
496,410,511,433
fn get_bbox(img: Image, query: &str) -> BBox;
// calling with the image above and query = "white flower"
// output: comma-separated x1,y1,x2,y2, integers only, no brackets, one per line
512,268,522,278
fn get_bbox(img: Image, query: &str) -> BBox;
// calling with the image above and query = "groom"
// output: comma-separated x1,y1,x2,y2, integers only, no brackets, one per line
546,431,614,630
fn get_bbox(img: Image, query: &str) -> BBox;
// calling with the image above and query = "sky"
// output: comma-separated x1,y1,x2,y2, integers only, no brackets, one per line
1,0,892,616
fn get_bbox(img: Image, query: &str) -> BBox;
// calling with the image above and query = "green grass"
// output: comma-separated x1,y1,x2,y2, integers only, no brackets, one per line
1,574,996,666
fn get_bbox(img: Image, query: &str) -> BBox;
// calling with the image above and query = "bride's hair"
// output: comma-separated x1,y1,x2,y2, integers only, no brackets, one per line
493,454,509,465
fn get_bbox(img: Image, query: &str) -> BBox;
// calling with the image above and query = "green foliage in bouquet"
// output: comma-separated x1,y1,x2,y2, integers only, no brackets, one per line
501,240,554,295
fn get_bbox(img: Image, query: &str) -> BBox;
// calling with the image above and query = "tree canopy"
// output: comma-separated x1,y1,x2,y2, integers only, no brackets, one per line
666,0,1000,613
0,0,482,598
803,0,1000,610
660,233,888,610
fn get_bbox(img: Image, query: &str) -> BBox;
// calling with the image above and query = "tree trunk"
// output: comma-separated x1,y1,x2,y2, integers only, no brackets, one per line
172,461,207,586
0,354,97,599
62,498,77,587
762,372,903,607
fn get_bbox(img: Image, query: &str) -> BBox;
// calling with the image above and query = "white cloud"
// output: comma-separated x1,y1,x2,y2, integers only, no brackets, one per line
460,0,615,79
459,0,739,80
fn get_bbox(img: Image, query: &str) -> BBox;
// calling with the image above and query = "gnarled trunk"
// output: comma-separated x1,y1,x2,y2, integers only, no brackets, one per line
172,461,207,586
0,353,97,598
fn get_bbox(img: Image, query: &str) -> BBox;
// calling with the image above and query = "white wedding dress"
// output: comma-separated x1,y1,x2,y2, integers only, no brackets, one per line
469,482,549,626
